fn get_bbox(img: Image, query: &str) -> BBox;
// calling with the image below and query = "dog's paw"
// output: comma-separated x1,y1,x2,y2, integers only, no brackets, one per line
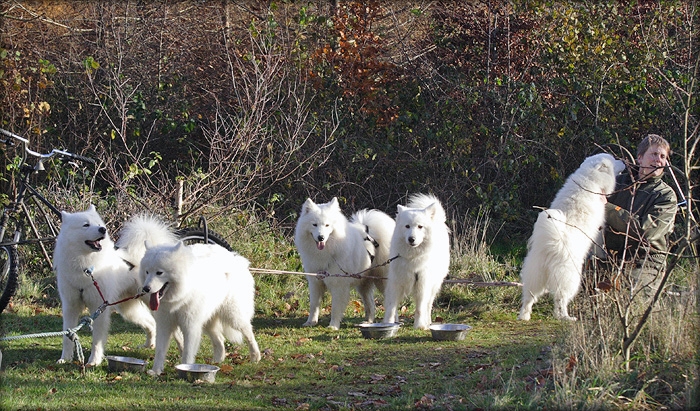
559,315,577,321
56,358,68,364
327,324,340,330
302,321,317,327
147,369,162,377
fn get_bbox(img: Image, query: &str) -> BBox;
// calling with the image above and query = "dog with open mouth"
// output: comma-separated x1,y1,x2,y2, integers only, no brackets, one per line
140,241,260,376
54,205,177,366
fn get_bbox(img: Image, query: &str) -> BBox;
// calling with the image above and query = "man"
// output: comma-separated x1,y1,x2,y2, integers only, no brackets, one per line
604,134,678,296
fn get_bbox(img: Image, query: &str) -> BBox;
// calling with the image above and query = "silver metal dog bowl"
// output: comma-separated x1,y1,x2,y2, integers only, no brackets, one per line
358,322,400,339
175,363,220,383
106,355,147,373
429,323,472,341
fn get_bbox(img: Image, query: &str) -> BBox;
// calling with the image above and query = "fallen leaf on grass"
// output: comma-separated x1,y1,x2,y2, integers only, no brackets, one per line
291,353,315,362
296,337,312,346
369,374,387,383
351,300,363,313
415,394,436,408
272,397,288,406
356,399,388,407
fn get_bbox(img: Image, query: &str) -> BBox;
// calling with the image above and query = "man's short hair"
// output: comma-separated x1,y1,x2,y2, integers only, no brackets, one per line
637,134,671,158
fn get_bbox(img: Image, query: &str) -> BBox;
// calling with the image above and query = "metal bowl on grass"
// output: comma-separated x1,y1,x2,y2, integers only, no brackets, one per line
175,363,220,383
358,322,401,339
106,355,147,373
429,323,472,341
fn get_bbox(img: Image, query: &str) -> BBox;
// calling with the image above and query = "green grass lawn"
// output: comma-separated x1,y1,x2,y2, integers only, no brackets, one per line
1,215,696,410
1,282,569,410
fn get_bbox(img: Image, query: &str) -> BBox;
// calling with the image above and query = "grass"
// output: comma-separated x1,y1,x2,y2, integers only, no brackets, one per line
1,296,565,410
1,208,697,410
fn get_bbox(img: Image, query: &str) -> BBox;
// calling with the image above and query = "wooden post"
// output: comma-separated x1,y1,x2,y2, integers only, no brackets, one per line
174,178,183,223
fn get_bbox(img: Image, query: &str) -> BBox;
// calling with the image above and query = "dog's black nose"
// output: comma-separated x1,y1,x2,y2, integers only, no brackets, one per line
99,226,106,234
317,235,325,242
408,237,415,244
142,286,150,293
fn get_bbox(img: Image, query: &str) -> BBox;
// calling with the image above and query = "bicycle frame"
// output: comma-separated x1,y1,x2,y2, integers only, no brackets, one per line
0,162,63,267
1,128,77,267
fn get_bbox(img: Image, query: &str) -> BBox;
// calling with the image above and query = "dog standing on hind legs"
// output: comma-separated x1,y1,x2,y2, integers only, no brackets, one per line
294,198,395,329
517,153,625,321
382,194,451,330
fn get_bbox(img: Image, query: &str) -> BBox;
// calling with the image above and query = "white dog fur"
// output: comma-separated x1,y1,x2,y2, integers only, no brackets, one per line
140,241,260,375
294,198,395,329
383,193,451,329
54,206,177,366
518,153,625,321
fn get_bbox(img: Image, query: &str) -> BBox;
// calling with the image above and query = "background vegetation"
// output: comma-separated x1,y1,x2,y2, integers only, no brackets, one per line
2,1,697,236
1,1,698,409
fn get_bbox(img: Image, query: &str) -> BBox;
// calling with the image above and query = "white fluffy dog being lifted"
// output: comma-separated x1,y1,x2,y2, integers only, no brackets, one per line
54,206,177,366
295,198,395,329
141,241,260,375
518,153,625,321
383,193,451,329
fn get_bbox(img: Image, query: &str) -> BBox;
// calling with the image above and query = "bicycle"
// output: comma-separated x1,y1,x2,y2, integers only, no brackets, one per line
0,128,231,314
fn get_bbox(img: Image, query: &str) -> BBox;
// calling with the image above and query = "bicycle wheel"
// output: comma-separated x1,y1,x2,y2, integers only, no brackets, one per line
175,228,232,251
0,245,19,314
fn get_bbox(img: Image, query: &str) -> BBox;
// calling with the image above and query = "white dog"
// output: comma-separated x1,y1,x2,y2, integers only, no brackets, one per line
518,153,626,321
140,241,261,376
294,198,395,329
54,206,177,366
383,194,451,329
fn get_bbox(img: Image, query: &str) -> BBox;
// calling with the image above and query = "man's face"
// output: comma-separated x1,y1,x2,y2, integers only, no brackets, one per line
637,144,669,179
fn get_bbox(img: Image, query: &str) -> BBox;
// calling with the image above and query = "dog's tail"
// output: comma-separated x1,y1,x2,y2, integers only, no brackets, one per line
116,214,179,264
529,209,569,254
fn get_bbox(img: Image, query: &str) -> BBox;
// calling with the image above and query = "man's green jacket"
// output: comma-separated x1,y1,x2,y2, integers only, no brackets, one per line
604,170,677,266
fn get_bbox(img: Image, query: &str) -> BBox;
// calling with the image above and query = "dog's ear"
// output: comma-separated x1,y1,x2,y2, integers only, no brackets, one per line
174,241,185,251
301,198,315,215
88,204,96,212
329,197,339,209
397,204,407,214
144,240,152,250
424,202,438,220
60,210,70,221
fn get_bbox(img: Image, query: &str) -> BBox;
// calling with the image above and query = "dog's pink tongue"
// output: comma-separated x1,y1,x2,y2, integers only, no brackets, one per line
149,293,160,311
316,241,325,250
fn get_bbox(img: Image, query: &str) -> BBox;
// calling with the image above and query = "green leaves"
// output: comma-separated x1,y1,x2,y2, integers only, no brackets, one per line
83,56,100,75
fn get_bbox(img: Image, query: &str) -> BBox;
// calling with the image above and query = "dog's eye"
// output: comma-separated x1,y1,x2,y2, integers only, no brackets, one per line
312,223,317,227
405,225,410,229
417,225,423,229
83,223,90,227
156,271,163,276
